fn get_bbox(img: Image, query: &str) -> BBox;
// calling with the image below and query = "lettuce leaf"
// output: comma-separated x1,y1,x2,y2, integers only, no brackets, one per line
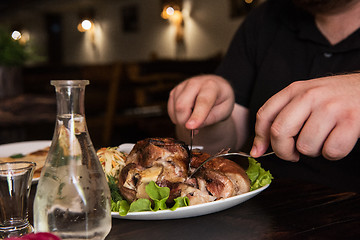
129,198,153,212
111,200,130,216
145,181,170,211
246,157,273,191
111,181,189,216
170,196,190,211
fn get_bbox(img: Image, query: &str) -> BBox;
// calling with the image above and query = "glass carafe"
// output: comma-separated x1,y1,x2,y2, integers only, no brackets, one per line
33,80,111,240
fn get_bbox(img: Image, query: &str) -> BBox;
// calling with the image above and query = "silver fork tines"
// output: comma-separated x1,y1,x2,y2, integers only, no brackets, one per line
189,150,274,178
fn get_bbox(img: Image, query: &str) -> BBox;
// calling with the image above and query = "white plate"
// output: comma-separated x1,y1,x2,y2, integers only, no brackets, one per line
0,140,52,182
111,184,269,220
117,143,203,153
112,143,269,220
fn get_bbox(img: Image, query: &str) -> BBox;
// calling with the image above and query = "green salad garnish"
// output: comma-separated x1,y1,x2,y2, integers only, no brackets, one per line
246,157,273,191
10,153,25,158
110,158,272,216
110,180,189,216
107,175,123,203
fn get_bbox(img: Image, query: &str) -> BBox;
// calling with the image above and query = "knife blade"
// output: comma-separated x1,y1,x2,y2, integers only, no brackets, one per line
188,129,194,175
190,129,194,153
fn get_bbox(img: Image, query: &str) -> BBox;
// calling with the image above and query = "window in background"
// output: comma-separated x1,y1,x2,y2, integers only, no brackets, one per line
121,4,139,33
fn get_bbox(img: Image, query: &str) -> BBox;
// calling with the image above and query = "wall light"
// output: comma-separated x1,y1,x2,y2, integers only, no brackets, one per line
161,0,183,19
161,0,184,44
77,8,95,32
166,6,175,16
11,29,30,44
161,5,177,19
77,19,94,32
11,30,22,40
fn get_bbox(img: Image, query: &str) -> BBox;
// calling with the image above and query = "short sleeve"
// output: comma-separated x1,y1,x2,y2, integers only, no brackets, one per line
215,5,266,108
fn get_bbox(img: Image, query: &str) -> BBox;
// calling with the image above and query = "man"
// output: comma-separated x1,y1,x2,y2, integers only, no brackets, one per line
167,0,360,192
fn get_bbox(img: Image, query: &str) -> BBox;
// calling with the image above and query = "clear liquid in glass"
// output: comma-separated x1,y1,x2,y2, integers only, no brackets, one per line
0,162,35,239
33,80,111,240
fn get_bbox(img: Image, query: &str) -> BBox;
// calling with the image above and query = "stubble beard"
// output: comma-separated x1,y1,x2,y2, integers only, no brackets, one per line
292,0,357,14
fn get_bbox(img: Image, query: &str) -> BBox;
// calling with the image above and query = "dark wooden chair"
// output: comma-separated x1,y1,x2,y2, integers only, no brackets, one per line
81,62,123,147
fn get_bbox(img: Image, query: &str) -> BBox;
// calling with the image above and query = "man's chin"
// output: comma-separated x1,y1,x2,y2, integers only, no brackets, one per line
292,0,354,14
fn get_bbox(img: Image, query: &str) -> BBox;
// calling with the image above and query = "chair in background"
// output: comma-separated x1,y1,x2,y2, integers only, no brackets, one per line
81,62,123,147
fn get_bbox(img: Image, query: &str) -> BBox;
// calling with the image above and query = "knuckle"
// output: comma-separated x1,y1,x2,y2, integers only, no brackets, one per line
297,87,318,103
340,109,359,123
174,101,187,113
322,146,344,160
296,141,319,157
270,121,283,139
287,81,301,89
202,79,220,91
321,100,337,114
255,106,270,130
287,80,305,93
290,81,322,103
186,78,199,86
168,89,175,99
196,94,211,104
256,106,265,122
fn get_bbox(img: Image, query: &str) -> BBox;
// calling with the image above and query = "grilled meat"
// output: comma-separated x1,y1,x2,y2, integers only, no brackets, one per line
118,138,250,206
119,138,189,202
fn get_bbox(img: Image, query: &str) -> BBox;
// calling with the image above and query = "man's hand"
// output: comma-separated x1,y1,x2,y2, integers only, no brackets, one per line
167,74,235,130
251,74,360,161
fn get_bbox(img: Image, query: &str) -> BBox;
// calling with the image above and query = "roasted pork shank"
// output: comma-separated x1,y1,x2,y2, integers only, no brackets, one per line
118,138,190,202
118,138,250,206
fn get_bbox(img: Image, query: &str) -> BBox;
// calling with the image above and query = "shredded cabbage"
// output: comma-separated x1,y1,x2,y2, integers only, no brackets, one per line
97,147,127,181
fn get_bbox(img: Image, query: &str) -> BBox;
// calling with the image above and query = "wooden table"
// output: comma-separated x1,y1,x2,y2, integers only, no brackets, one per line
29,178,360,240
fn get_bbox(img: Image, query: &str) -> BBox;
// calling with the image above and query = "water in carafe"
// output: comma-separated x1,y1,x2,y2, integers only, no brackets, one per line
33,80,111,240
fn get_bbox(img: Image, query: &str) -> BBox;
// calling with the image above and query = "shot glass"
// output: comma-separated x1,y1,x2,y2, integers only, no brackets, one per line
0,161,36,239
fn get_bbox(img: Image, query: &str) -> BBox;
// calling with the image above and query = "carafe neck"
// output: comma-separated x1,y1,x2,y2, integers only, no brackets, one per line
51,80,89,116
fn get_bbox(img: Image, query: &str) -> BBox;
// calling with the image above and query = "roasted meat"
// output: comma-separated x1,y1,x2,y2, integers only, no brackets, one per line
187,151,250,204
118,137,250,206
118,138,190,202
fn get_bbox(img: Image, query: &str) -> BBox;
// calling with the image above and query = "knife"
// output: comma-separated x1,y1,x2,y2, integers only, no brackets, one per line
190,129,194,153
188,129,194,175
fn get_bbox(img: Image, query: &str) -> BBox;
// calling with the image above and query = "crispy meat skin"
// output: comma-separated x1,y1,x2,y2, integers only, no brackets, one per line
119,138,190,202
190,151,251,197
126,138,189,170
119,163,139,202
118,138,250,206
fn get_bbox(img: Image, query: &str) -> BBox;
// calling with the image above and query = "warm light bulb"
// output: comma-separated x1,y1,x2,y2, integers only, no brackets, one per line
11,30,22,40
81,20,92,30
166,6,175,16
161,5,176,19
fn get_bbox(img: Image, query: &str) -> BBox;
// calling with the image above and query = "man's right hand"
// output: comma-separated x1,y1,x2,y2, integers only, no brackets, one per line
167,74,235,131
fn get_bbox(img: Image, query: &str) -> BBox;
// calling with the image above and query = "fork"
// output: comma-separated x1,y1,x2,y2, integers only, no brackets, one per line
189,149,274,178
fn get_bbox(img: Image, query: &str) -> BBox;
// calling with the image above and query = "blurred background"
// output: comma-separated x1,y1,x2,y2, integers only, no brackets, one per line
0,0,261,149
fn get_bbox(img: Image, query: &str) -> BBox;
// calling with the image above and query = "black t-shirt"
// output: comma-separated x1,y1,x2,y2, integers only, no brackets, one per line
216,0,360,192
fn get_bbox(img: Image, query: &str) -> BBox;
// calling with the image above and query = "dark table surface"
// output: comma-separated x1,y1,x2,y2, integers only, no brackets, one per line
29,177,360,240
